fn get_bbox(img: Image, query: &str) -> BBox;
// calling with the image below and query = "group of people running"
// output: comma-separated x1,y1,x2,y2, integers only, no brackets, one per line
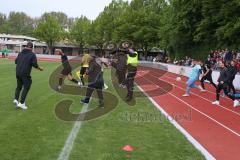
183,60,240,108
13,42,138,110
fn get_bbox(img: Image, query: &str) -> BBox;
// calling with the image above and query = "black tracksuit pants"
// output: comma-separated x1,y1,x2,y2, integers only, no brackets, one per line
216,83,234,101
228,79,236,94
15,76,32,104
117,67,126,85
85,81,104,104
200,76,216,89
126,65,137,99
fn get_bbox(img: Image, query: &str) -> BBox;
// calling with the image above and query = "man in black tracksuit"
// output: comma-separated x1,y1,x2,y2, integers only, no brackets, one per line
212,61,239,107
81,55,104,107
13,42,43,109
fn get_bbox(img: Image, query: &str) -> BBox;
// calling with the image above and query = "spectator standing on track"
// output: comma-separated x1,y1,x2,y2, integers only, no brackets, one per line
224,49,233,64
13,42,43,110
183,61,205,97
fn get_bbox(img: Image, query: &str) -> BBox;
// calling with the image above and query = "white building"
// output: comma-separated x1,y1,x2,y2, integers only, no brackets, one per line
0,34,47,54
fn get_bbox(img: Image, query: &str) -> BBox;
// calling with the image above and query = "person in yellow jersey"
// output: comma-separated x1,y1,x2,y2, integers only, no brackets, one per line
125,48,138,101
80,51,92,85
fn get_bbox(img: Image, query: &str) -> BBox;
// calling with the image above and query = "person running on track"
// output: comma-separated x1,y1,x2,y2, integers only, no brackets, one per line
183,60,205,97
200,63,216,91
212,61,240,107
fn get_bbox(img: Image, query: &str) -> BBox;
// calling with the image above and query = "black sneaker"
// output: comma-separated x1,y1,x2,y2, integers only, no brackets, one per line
98,103,104,108
80,99,89,104
126,97,132,102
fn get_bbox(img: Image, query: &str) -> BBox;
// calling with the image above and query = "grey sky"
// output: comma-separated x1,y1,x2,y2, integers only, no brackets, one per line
1,0,131,20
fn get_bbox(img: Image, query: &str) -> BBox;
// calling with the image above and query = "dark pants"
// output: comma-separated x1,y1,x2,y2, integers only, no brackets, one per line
116,67,126,85
126,65,137,99
228,79,236,94
216,83,234,101
15,76,32,104
200,76,216,89
80,67,88,85
85,81,104,104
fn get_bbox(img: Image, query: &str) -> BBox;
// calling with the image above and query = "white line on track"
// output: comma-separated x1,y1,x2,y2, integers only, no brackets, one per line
136,84,216,160
57,104,88,160
137,72,240,137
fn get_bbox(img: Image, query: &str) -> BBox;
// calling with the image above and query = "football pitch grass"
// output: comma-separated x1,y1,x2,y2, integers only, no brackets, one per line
0,59,205,160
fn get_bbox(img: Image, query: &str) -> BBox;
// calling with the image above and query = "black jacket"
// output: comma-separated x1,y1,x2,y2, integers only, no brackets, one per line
87,58,103,84
218,67,230,83
15,49,39,77
116,52,127,70
227,65,237,81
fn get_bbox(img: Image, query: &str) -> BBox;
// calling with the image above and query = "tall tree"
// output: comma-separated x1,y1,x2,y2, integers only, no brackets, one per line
34,16,64,54
40,12,71,30
69,16,91,54
1,12,34,35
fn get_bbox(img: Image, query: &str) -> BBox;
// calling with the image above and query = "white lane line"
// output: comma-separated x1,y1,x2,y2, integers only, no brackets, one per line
57,104,88,160
137,85,216,160
137,73,240,137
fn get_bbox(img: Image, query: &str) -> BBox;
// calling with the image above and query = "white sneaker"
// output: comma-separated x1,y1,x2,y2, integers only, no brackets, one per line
57,85,61,90
233,100,240,108
212,101,220,105
17,103,28,110
182,94,190,97
78,82,83,86
201,89,206,92
13,99,18,106
104,84,108,90
198,85,205,92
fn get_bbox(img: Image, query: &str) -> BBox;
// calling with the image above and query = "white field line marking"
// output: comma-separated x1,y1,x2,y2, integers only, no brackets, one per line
137,72,240,137
155,75,240,117
136,85,216,160
57,104,88,160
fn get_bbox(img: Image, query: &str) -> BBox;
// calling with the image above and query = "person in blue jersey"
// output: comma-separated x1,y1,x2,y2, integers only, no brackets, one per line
183,60,204,97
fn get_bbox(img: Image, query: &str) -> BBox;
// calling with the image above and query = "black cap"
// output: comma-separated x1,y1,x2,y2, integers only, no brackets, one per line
26,42,33,48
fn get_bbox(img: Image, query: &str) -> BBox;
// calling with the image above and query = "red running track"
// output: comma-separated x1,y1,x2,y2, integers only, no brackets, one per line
136,66,240,160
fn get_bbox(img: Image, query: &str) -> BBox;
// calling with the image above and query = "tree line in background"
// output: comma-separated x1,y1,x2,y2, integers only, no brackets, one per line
1,0,240,59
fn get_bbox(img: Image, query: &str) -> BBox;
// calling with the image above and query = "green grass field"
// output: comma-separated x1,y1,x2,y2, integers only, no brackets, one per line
0,59,205,160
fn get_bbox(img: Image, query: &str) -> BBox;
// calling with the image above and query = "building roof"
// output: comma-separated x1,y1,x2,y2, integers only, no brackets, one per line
0,34,37,41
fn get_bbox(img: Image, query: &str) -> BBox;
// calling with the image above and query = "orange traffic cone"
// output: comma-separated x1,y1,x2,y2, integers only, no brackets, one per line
122,145,134,152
